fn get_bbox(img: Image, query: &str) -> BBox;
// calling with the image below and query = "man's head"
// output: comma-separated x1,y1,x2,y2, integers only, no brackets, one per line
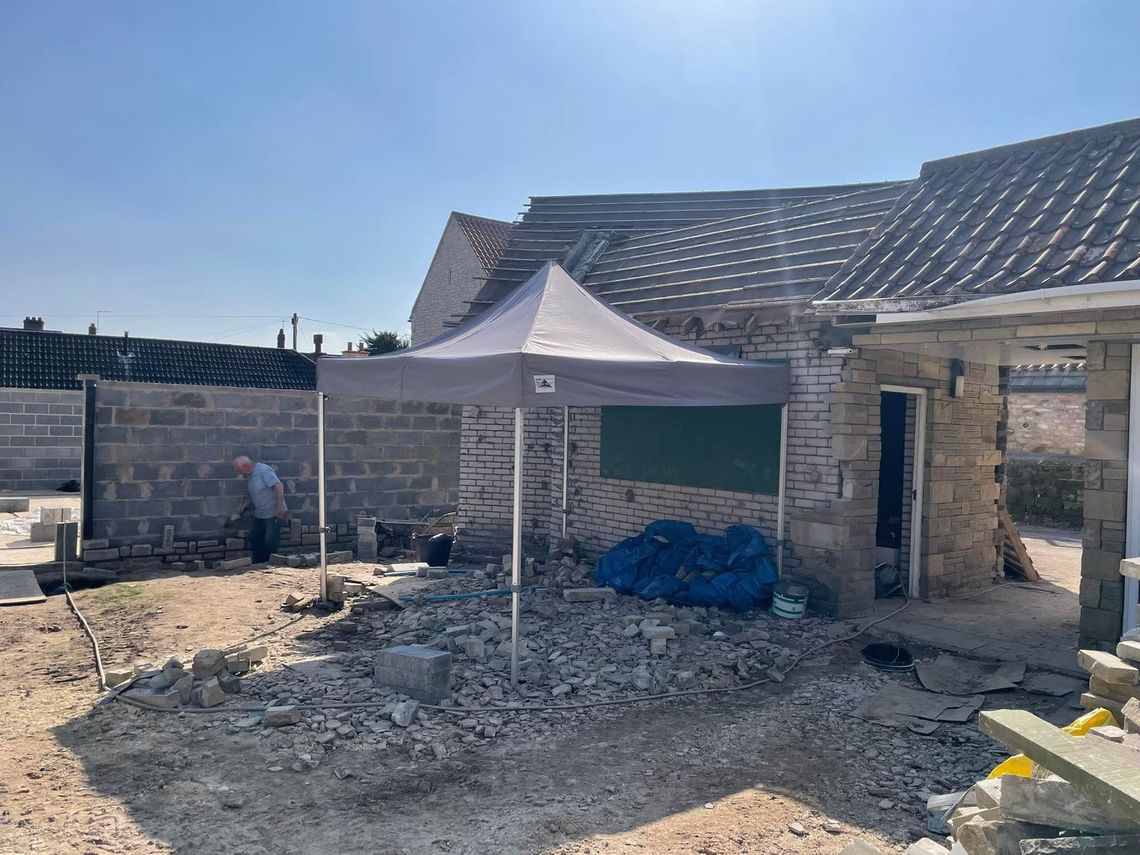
233,455,254,476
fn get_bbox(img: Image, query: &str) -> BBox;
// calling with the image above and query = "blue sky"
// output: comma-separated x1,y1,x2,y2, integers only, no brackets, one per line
2,1,1139,347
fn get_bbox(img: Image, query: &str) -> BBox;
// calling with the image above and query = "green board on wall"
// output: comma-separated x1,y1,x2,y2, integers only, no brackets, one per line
599,404,782,495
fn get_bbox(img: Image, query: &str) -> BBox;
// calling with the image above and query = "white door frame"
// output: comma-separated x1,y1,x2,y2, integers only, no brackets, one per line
1124,346,1140,633
882,385,928,596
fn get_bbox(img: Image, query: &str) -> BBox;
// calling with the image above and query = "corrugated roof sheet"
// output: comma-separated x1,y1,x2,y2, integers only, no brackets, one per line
816,118,1140,305
580,184,908,317
452,212,513,272
457,182,909,323
0,329,317,390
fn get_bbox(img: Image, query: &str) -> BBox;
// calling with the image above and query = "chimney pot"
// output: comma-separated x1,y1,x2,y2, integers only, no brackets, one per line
313,333,323,355
23,316,44,331
277,328,286,349
88,323,97,335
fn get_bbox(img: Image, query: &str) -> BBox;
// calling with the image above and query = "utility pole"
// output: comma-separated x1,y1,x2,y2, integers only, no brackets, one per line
291,313,299,351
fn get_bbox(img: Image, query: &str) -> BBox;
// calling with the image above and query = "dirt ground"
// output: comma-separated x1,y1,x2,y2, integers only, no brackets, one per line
0,562,1065,855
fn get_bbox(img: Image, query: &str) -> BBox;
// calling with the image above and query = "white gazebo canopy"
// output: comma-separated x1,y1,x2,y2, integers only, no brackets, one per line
316,262,791,686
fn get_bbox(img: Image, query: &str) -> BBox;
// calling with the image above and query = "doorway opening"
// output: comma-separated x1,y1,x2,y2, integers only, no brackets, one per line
877,387,927,595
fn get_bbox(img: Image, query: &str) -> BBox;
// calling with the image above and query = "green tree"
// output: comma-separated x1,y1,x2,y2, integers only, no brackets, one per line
361,330,409,354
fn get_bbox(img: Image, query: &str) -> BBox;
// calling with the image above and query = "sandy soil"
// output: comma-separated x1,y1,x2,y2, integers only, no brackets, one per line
0,562,1057,855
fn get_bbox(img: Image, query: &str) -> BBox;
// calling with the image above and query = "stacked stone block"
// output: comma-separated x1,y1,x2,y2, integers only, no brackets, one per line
1081,340,1130,649
357,515,378,562
87,381,460,558
0,388,84,491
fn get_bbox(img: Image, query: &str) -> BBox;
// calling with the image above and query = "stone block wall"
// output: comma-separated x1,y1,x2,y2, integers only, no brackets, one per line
88,382,460,556
0,388,84,491
1080,340,1130,649
1006,456,1084,528
1008,391,1086,455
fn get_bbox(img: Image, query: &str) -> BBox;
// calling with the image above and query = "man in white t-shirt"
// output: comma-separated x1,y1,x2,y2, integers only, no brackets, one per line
232,455,288,563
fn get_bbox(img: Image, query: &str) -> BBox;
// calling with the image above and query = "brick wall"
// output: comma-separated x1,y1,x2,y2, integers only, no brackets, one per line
457,320,1004,616
1080,340,1130,649
0,388,84,491
410,217,488,346
458,317,845,562
87,382,460,558
1008,392,1086,456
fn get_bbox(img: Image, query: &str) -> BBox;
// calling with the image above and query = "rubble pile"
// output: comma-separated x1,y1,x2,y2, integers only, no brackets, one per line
903,702,1140,854
113,644,268,708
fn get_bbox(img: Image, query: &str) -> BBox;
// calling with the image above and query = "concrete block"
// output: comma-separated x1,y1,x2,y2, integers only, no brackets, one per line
642,626,676,640
562,587,617,603
220,557,252,570
29,522,55,543
0,496,30,513
649,637,667,656
83,547,119,562
374,645,452,702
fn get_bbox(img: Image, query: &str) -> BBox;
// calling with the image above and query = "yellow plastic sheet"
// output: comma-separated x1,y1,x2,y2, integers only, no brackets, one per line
986,707,1118,779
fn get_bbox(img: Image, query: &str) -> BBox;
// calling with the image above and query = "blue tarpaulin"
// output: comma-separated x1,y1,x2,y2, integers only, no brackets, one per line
594,520,778,611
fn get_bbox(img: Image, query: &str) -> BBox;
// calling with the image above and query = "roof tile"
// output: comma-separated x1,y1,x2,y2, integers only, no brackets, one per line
0,329,317,390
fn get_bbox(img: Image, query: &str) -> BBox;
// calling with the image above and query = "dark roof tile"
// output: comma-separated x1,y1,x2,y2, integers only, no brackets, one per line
817,117,1140,304
0,329,317,390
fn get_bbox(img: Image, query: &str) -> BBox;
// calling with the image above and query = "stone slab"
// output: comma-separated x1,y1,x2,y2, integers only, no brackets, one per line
999,773,1140,833
979,709,1140,818
1079,649,1139,685
0,497,30,513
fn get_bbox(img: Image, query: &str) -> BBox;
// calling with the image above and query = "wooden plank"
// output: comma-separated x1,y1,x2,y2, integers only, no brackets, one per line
978,709,1140,818
1080,650,1140,685
999,509,1039,581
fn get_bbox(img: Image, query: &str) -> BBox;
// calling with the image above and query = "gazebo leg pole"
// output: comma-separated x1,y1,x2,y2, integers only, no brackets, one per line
317,391,328,602
776,403,788,578
511,407,524,690
561,406,569,539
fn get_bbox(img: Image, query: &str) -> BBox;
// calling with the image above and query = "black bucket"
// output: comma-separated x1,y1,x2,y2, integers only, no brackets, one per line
412,532,455,567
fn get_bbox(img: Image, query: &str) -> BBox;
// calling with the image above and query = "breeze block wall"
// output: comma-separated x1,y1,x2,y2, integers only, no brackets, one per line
0,388,84,491
85,382,459,561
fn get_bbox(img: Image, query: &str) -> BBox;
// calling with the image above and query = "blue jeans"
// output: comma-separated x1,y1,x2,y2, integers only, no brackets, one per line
250,517,281,563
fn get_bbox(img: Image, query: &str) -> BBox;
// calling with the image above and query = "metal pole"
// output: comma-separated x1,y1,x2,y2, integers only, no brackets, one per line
317,391,328,601
561,405,569,539
510,407,524,690
776,403,789,577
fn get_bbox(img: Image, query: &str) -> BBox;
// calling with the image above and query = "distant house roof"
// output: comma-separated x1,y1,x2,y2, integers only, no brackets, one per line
580,184,908,318
815,118,1140,306
456,181,909,323
0,328,317,390
1009,363,1087,393
452,212,513,271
